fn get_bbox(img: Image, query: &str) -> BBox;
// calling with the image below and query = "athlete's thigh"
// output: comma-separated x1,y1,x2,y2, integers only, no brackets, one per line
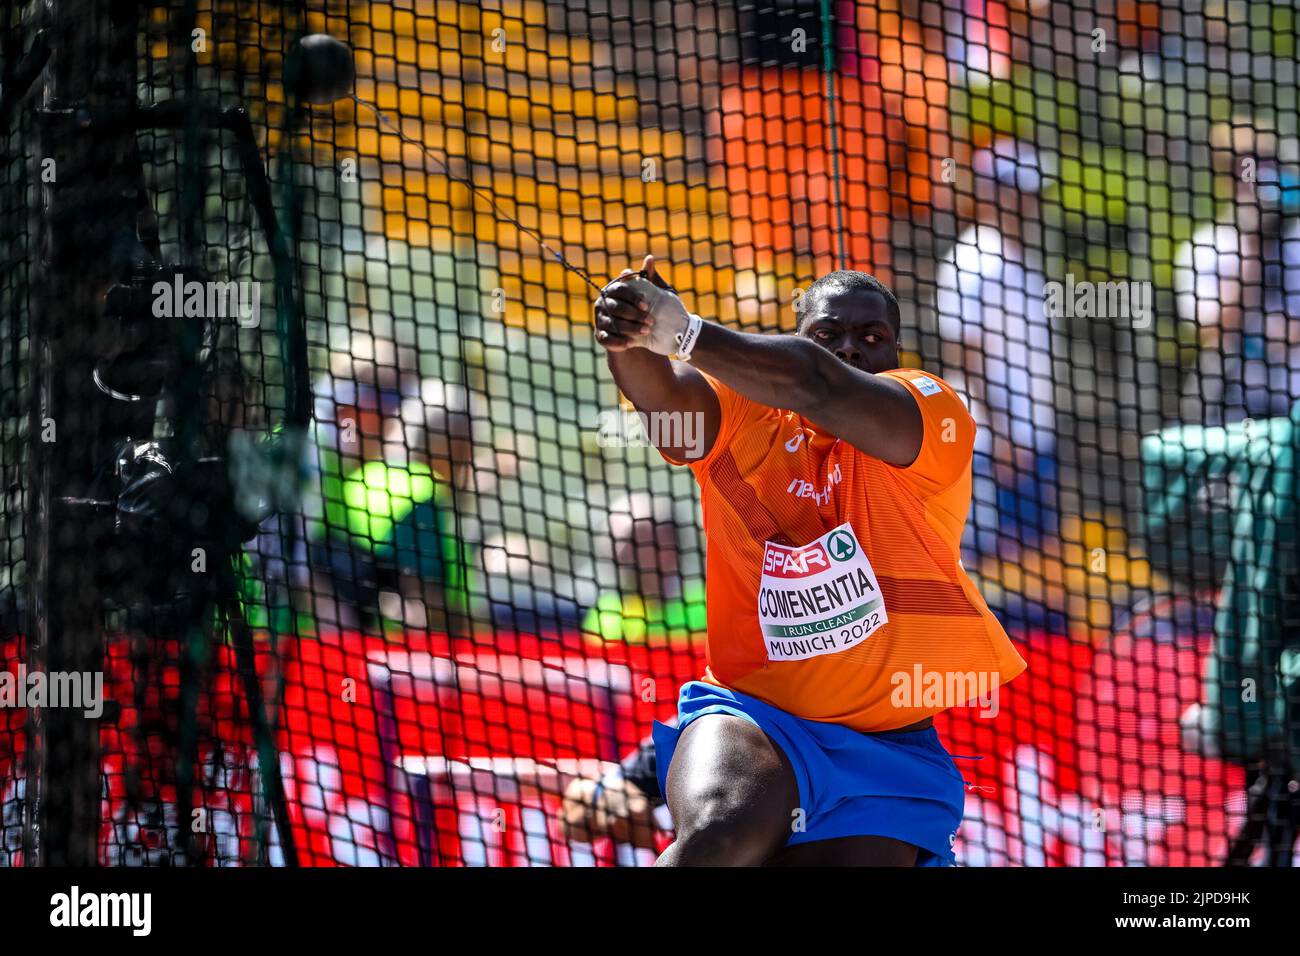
664,713,800,850
764,834,919,867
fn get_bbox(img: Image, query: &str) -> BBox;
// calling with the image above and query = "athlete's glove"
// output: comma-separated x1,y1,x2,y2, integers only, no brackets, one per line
618,273,691,356
595,257,705,360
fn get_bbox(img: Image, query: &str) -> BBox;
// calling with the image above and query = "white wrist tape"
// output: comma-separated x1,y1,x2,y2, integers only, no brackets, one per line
675,313,704,362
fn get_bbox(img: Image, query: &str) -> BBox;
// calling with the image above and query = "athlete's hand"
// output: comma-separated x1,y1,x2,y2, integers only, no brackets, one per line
594,255,689,356
592,263,647,353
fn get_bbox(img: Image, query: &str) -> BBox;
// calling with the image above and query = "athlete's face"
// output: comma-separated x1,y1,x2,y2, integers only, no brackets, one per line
798,288,900,374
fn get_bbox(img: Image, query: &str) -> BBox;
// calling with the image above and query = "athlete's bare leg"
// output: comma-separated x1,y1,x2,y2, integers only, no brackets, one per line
656,713,932,866
655,714,799,866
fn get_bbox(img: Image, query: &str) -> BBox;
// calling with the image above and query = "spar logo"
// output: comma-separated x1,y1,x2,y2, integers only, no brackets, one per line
763,540,828,578
763,529,859,578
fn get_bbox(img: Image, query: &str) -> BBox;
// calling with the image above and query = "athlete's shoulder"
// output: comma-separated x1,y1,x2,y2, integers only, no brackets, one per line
874,369,975,492
879,368,968,408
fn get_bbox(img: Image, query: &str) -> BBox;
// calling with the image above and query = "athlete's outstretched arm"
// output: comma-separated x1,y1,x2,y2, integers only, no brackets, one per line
594,257,722,463
596,256,922,467
686,321,923,467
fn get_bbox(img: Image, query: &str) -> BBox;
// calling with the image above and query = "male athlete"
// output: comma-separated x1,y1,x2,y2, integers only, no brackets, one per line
593,256,1027,866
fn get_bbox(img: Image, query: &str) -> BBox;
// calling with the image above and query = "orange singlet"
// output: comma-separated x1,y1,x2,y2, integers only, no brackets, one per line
665,368,1027,732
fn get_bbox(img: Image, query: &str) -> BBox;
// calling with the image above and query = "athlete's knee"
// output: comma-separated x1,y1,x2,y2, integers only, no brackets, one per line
658,812,776,867
664,782,787,866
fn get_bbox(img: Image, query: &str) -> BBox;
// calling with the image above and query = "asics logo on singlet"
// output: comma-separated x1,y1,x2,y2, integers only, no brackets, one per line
785,431,805,452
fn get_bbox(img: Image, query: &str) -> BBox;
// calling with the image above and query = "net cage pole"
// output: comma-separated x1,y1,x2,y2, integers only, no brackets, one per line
23,0,142,865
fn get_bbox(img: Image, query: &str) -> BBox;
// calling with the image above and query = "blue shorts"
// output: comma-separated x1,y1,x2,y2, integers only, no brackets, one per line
653,681,967,866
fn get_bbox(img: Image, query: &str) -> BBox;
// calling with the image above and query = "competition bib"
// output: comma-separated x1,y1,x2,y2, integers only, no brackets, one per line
758,522,888,661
